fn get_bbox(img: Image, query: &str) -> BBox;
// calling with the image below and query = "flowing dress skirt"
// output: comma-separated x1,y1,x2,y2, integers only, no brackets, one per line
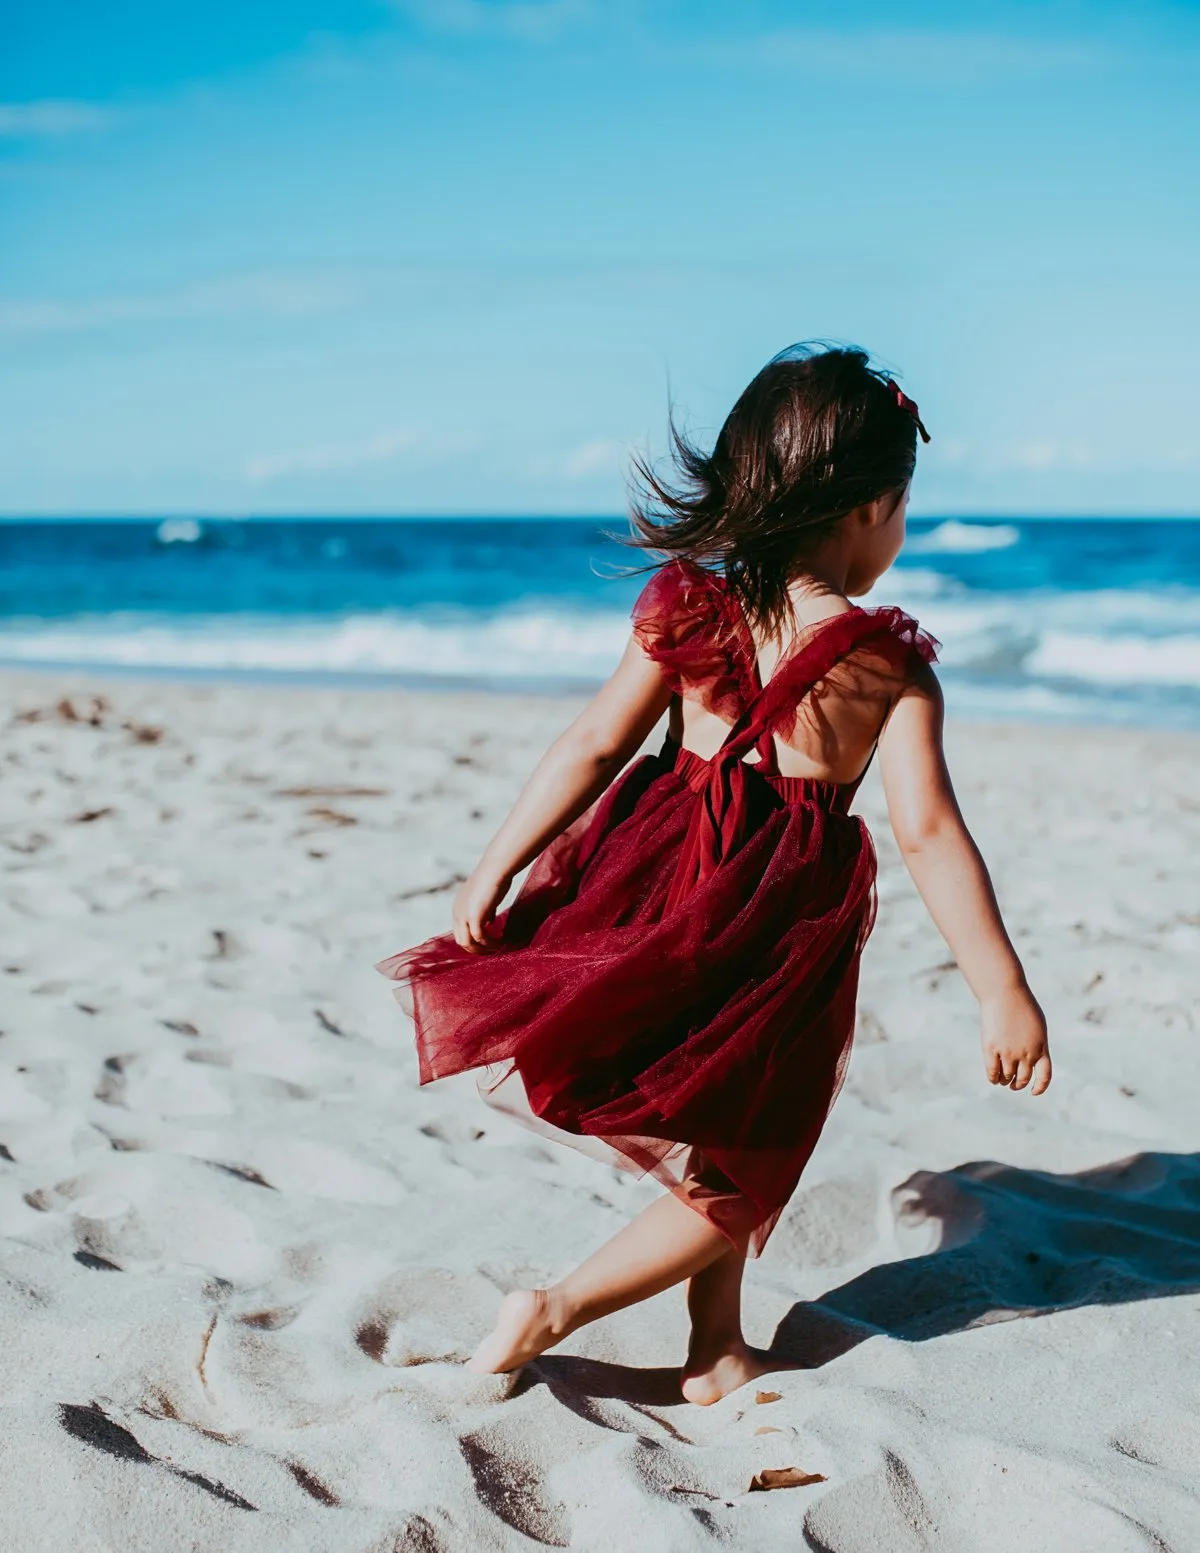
377,736,875,1256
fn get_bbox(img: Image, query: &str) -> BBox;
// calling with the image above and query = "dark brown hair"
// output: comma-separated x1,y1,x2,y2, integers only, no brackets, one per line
627,343,925,634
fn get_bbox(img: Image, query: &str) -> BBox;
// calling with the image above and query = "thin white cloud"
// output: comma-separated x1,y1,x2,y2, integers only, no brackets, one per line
0,100,116,137
528,437,626,482
696,27,1111,81
928,437,1101,474
1006,438,1099,474
1005,440,1200,475
562,437,625,480
398,0,593,43
927,436,1200,477
246,428,425,484
0,273,357,337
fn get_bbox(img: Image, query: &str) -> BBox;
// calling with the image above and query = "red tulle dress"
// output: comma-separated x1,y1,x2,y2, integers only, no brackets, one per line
377,561,938,1255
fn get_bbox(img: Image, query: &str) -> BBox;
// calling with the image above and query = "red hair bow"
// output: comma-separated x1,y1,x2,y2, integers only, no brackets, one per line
884,378,931,444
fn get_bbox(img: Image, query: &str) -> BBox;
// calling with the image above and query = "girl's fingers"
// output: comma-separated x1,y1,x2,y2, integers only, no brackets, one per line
454,914,483,954
984,1035,1052,1094
470,914,500,954
1030,1054,1053,1096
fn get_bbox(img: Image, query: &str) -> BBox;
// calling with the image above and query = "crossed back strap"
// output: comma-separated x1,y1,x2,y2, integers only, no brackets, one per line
714,604,900,763
662,605,935,910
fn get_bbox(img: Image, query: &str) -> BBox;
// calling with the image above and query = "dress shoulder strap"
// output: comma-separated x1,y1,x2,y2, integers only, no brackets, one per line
754,606,939,740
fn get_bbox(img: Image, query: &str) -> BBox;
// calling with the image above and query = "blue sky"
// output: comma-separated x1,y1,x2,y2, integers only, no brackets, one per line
2,0,1198,516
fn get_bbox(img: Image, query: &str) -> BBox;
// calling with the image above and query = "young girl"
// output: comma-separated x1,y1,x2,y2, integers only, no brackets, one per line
377,344,1051,1405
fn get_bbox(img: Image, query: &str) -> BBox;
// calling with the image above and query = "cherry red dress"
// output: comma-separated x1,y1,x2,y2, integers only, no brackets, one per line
377,561,938,1255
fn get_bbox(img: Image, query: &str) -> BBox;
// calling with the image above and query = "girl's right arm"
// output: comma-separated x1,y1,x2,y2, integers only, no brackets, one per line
877,665,1052,1094
452,636,672,953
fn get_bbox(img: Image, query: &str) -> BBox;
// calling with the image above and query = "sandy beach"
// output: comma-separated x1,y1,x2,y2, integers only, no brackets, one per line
1,670,1198,1551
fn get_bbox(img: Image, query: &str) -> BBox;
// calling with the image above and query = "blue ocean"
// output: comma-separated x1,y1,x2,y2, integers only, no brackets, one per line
0,517,1198,728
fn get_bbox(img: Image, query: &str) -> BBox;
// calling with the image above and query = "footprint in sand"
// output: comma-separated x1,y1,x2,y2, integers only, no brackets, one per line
93,1054,134,1108
69,1193,144,1268
459,1426,573,1546
22,1154,277,1282
22,1175,159,1268
94,1050,233,1118
353,1268,500,1369
57,1402,256,1512
804,1438,1179,1553
242,1139,404,1205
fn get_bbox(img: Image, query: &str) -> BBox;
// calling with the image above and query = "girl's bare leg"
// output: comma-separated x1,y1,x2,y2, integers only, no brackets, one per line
680,1247,776,1405
468,1190,728,1375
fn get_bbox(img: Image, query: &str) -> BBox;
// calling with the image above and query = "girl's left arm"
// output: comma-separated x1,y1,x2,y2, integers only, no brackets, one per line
878,664,1052,1094
452,636,671,952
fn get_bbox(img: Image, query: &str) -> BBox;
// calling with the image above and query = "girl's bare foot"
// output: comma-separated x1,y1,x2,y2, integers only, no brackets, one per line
466,1289,567,1374
680,1340,777,1406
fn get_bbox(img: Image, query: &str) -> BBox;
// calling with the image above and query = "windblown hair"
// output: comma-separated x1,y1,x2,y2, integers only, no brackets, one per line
627,344,925,634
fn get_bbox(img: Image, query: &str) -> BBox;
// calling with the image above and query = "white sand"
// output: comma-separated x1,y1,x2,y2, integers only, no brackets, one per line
1,672,1198,1551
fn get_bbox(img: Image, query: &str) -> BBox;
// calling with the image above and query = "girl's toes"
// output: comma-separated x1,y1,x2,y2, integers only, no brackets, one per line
466,1289,556,1374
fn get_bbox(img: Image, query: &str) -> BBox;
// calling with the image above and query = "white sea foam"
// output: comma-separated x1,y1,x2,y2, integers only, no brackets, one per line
899,585,1200,634
1,594,1198,714
1027,632,1200,688
908,520,1021,554
155,518,203,545
0,610,632,685
871,567,958,602
875,581,1200,687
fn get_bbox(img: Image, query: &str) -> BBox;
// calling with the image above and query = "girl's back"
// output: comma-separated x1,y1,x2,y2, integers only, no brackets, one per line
644,558,924,788
675,615,904,785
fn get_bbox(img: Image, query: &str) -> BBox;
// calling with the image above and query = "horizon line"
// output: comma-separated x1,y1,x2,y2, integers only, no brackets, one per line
1,512,1199,524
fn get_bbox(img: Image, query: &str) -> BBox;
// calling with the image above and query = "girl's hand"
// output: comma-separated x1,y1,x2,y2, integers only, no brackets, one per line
452,868,511,954
981,986,1052,1094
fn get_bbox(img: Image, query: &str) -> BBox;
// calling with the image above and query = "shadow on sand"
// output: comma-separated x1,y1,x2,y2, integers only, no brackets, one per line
526,1150,1200,1409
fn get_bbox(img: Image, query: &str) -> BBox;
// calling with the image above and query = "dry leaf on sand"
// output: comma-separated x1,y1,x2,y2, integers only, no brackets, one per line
748,1467,827,1492
754,1389,782,1404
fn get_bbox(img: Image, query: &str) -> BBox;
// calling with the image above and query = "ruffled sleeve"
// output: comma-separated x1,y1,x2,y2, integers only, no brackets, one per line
876,606,938,665
631,560,754,723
